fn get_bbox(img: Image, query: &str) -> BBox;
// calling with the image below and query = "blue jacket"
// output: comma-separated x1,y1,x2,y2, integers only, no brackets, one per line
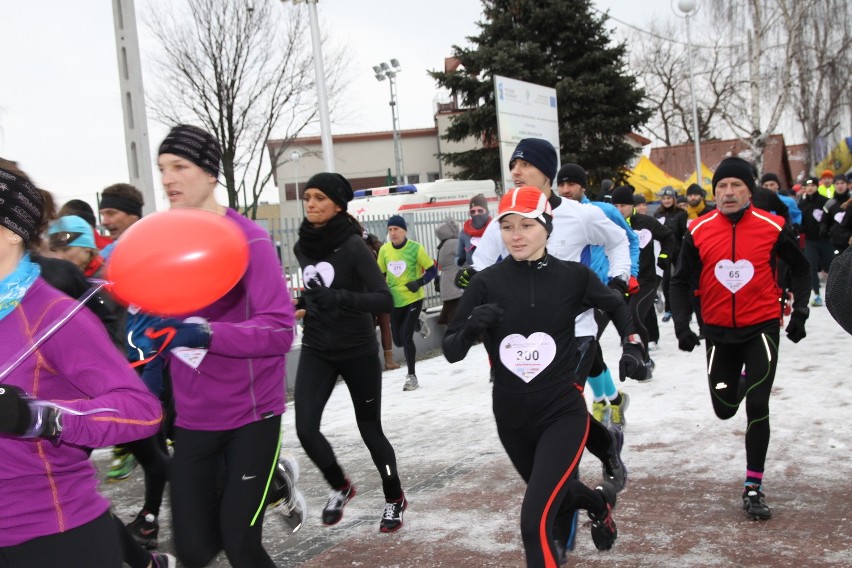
779,194,801,226
582,197,640,282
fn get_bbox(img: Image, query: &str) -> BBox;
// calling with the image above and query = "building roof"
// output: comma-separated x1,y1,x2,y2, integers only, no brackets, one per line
648,134,794,189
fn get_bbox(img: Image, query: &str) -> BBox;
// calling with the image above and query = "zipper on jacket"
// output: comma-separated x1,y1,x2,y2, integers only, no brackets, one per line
730,222,737,328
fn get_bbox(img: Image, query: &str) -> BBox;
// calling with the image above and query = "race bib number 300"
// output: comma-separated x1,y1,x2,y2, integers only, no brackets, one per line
499,332,556,383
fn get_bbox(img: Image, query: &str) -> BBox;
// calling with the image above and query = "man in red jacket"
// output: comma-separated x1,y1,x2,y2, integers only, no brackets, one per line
669,156,810,521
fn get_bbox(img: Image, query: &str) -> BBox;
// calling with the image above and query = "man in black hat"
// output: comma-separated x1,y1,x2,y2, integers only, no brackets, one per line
685,183,715,220
670,156,810,521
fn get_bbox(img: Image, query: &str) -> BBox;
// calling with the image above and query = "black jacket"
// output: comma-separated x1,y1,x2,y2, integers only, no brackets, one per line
628,213,676,284
798,192,829,241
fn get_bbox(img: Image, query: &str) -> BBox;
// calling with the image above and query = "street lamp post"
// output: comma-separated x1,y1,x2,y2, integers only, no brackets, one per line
675,0,703,187
374,59,404,186
291,150,302,217
283,0,335,171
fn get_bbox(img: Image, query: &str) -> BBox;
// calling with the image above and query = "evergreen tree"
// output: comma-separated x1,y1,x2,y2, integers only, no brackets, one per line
430,0,650,188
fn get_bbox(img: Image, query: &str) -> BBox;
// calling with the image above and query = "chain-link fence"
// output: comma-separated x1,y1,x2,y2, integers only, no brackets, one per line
269,209,494,310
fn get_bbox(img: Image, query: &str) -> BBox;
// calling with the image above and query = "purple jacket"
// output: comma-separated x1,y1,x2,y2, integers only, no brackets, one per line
168,208,295,431
0,278,163,546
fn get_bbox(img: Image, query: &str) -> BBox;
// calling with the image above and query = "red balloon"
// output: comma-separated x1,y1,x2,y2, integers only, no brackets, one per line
107,209,249,316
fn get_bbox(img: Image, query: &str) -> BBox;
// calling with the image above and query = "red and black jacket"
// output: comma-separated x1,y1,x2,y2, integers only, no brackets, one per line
670,205,810,342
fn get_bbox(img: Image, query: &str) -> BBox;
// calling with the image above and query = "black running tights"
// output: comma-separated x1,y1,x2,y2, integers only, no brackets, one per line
295,348,402,501
704,332,779,475
170,417,281,568
391,299,422,375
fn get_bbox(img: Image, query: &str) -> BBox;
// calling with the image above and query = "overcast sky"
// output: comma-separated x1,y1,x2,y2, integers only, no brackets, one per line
0,0,683,211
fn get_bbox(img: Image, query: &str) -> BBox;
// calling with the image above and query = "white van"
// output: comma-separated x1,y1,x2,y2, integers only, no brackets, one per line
348,179,499,219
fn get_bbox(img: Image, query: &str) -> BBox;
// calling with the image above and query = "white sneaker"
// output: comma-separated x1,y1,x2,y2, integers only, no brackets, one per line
403,374,419,391
648,341,658,351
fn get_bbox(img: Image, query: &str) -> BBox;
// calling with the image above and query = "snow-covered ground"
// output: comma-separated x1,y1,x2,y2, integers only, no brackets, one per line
102,299,852,566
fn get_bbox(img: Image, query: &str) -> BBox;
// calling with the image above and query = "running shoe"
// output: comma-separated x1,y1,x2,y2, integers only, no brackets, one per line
609,392,630,431
150,552,176,568
127,509,159,549
591,400,611,426
589,481,618,550
403,374,419,391
106,448,137,482
812,295,823,307
742,484,772,520
322,481,356,526
379,494,408,533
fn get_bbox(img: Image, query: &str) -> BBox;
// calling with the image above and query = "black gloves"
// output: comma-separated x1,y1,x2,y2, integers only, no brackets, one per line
405,278,425,293
0,385,62,438
607,277,628,298
657,254,670,272
148,319,211,352
618,342,647,381
785,312,807,343
676,329,701,352
303,286,349,311
464,303,504,338
455,267,477,289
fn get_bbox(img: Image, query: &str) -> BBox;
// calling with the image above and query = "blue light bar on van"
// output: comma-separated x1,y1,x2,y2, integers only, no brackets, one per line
353,185,417,199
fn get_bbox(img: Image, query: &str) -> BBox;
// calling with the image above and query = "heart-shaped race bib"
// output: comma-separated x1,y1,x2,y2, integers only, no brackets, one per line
635,228,653,249
813,209,823,222
714,259,754,293
498,332,557,383
303,262,335,288
387,260,407,278
835,211,845,224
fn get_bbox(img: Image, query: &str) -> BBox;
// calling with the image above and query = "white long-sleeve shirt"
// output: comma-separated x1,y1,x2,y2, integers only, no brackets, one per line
472,194,630,336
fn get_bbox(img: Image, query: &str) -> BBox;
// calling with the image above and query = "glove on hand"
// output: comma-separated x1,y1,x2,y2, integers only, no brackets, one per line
148,319,211,352
676,329,701,352
607,277,628,298
618,342,647,382
627,276,641,295
785,312,807,343
454,267,477,289
0,385,62,438
405,279,424,293
303,286,348,311
464,303,504,337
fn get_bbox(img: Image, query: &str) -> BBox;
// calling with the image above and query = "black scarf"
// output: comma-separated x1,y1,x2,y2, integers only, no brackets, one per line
296,213,361,260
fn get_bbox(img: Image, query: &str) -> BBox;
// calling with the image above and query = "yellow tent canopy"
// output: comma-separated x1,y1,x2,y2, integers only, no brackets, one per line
814,137,852,178
624,156,686,201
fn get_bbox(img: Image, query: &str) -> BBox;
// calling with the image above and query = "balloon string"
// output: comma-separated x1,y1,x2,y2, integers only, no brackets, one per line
130,327,177,369
0,283,107,383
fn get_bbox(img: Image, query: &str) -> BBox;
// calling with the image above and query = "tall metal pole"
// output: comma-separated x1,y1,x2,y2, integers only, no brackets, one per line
285,0,335,171
111,0,156,214
682,2,703,186
305,1,335,172
388,74,404,185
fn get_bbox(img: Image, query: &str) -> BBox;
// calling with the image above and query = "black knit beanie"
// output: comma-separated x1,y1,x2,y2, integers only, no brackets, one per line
610,185,636,205
509,138,558,183
305,172,354,211
158,124,221,178
759,172,780,187
556,163,588,188
712,157,756,193
0,166,44,245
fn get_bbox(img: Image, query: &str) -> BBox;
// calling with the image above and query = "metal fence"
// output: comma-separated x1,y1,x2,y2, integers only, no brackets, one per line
268,209,493,310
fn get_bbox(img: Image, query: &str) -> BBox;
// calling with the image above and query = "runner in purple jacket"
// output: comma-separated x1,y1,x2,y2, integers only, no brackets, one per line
0,164,163,567
148,125,296,568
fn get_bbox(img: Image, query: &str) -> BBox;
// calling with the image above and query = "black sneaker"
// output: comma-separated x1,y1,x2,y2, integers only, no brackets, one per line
322,481,356,526
127,510,159,549
379,494,408,533
601,426,627,492
742,484,772,520
150,552,176,568
589,482,618,550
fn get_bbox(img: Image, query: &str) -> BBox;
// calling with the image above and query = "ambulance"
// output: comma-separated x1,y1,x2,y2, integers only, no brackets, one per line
347,179,499,219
